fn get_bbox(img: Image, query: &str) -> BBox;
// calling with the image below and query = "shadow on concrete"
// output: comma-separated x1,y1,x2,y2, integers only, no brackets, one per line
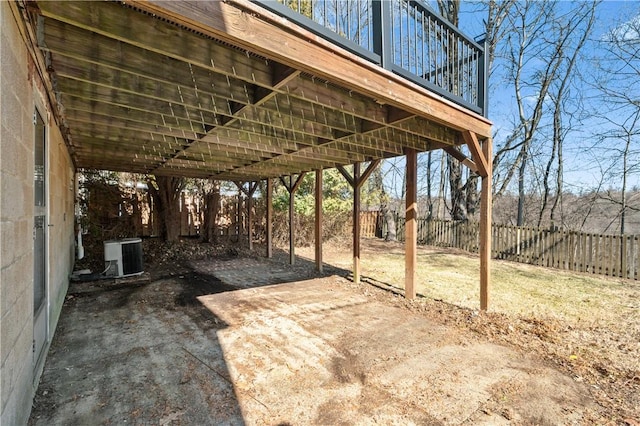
29,259,246,425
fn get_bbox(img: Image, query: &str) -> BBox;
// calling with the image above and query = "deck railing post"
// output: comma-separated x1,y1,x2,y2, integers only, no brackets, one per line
372,0,392,70
478,38,488,117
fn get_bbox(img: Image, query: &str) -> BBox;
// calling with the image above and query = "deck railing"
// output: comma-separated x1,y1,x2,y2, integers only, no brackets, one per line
254,0,487,116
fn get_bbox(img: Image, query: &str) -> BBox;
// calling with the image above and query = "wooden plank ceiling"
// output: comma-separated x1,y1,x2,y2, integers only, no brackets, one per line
33,0,491,181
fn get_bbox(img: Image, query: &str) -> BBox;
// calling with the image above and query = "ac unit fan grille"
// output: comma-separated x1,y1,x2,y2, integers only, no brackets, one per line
122,242,144,275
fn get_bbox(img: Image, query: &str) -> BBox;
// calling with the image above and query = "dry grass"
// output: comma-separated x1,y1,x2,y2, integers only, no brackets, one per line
297,237,640,422
357,238,639,324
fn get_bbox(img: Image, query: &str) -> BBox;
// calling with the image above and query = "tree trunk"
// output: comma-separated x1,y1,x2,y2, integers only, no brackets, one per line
147,176,185,241
426,151,433,219
448,156,466,220
437,152,447,218
384,209,397,242
131,193,143,236
621,136,630,234
201,181,220,243
465,173,479,217
371,161,397,241
517,149,527,226
437,1,466,221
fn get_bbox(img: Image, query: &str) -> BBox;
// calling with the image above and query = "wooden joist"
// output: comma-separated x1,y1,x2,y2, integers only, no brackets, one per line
37,0,490,180
138,0,491,138
28,0,495,307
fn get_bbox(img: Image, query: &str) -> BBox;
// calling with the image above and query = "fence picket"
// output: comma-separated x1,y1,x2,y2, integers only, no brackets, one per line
388,216,637,280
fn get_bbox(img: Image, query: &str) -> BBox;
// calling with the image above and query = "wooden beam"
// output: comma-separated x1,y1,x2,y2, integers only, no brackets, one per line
356,159,381,189
353,162,361,284
215,67,301,129
315,168,323,273
337,165,355,187
266,178,273,258
405,148,418,299
479,138,493,310
462,130,489,178
444,146,478,173
279,172,306,193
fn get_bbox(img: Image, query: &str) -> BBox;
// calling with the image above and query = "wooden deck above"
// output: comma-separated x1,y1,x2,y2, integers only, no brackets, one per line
31,0,491,180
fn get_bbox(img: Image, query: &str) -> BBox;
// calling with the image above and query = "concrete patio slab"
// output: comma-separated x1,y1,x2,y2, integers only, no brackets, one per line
29,257,594,425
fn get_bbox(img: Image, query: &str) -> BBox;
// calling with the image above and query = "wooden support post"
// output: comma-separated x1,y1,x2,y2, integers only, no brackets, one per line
353,163,361,284
247,187,253,250
247,182,258,250
338,160,380,285
289,176,295,265
405,148,417,299
479,138,493,311
236,183,242,242
266,178,273,258
280,173,306,265
235,181,258,250
315,168,323,273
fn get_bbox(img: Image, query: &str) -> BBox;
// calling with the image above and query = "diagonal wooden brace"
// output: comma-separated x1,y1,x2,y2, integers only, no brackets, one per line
462,130,489,178
443,146,478,174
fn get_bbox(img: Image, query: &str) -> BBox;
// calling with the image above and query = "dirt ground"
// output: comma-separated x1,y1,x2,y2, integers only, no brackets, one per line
29,238,638,425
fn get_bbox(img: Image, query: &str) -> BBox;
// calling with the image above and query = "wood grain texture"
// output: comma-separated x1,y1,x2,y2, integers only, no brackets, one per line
405,148,418,299
32,0,492,181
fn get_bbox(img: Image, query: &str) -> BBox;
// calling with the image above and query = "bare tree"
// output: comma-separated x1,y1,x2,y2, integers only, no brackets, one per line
436,0,517,220
435,0,468,220
425,151,434,219
537,2,597,228
492,0,597,226
590,10,640,233
485,0,517,79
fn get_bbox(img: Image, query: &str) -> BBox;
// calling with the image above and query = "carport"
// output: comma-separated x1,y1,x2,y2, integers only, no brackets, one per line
26,0,493,307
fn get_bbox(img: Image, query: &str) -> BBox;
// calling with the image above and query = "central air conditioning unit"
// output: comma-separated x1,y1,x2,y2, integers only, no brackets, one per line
103,238,144,278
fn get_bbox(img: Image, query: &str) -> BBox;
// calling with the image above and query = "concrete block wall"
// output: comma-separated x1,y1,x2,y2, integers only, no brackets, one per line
1,3,76,424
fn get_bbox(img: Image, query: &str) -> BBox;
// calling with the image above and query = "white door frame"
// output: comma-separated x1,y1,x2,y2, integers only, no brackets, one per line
33,102,49,371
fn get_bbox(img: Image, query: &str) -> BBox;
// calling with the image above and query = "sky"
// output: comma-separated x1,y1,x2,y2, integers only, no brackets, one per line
454,0,640,193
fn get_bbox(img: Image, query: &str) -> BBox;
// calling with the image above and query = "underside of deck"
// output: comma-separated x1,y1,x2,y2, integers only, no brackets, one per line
31,0,491,181
19,0,493,309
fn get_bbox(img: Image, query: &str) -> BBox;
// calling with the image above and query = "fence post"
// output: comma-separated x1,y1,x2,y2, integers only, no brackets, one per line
580,233,589,272
631,235,640,280
622,235,628,279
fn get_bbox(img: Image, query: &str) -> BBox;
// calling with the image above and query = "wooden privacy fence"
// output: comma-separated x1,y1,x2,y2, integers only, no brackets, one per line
392,217,640,280
141,193,258,238
360,211,382,238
